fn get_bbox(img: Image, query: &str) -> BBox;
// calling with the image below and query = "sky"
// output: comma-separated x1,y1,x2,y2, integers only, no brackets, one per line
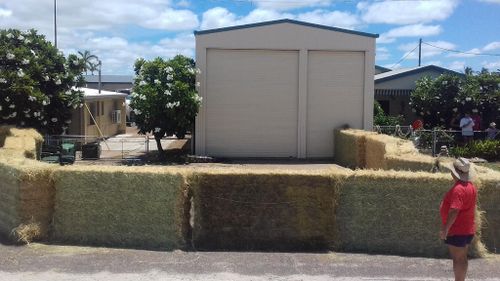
0,0,499,75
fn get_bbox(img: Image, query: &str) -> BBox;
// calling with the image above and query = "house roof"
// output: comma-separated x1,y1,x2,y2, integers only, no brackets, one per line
375,65,464,83
194,19,379,38
84,75,133,84
375,65,391,73
80,87,127,101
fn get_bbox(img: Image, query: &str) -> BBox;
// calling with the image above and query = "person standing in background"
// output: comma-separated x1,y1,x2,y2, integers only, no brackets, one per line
460,113,474,144
485,122,498,140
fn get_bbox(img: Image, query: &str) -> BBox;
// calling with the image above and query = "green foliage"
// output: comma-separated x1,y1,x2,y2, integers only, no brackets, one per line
130,55,201,151
374,101,404,126
0,29,85,134
449,140,500,161
410,70,500,129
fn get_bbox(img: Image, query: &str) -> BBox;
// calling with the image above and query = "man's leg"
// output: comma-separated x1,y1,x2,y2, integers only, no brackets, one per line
448,244,469,281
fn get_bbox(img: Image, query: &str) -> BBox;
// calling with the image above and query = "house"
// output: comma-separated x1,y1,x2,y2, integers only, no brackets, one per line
67,88,127,138
83,75,133,92
194,19,378,158
375,65,463,124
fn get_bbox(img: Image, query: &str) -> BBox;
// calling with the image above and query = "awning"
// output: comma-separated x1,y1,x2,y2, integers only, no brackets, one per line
375,89,413,97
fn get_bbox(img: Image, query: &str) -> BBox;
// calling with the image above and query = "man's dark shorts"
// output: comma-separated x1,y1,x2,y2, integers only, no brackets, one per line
445,235,474,247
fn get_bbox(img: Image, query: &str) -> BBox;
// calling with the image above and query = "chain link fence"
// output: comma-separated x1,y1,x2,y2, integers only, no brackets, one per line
373,126,489,156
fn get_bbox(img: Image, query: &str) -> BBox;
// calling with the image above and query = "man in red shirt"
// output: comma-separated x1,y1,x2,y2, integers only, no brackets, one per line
440,157,477,281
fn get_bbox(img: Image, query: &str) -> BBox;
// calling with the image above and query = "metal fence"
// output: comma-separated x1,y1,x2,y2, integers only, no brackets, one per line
373,126,490,156
43,134,151,162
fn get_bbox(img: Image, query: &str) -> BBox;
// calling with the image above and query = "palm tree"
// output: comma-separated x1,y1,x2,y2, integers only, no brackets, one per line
78,50,98,75
89,62,99,75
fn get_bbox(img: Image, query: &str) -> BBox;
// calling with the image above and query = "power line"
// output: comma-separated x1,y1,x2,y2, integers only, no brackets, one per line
422,42,500,57
390,44,418,69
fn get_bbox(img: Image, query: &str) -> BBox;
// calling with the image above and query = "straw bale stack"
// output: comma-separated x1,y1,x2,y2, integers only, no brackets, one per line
0,159,54,243
190,168,350,251
52,166,189,249
0,126,43,159
334,129,376,169
336,170,487,258
364,133,437,172
476,167,500,253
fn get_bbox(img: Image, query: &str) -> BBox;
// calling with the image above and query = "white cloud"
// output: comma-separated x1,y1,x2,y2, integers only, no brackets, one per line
448,61,466,71
0,8,12,18
176,0,190,8
447,41,500,58
143,8,199,30
376,47,390,61
482,60,500,70
251,0,331,11
201,7,359,30
200,7,238,30
478,0,500,3
297,9,360,29
398,40,456,59
0,0,197,32
358,0,458,24
379,24,442,44
483,41,500,51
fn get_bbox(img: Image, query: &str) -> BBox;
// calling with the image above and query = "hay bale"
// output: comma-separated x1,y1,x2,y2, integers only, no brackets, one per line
334,129,376,169
0,127,43,160
190,168,350,251
476,168,500,253
52,166,189,250
0,159,54,243
336,170,487,258
365,133,438,172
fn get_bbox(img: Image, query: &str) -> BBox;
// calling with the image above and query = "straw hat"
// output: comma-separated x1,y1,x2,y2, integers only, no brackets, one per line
450,157,470,182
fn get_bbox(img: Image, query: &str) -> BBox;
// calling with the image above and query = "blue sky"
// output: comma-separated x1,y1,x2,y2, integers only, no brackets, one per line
1,0,499,74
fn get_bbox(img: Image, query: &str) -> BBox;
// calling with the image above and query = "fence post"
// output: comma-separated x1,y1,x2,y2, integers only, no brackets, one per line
432,129,437,157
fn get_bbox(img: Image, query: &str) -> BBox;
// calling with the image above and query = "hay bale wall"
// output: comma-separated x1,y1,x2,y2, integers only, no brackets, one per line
0,162,22,239
336,170,486,258
334,130,376,169
191,169,349,251
364,133,437,172
0,160,54,243
476,168,500,254
52,166,188,249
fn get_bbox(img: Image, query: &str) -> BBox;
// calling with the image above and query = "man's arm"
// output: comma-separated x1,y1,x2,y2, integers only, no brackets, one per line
440,208,459,239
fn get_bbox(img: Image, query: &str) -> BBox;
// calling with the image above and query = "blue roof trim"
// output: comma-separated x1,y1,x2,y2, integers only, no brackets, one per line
194,19,379,38
375,65,464,84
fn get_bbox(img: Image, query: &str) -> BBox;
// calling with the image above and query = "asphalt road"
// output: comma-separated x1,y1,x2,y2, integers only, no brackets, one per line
1,242,499,281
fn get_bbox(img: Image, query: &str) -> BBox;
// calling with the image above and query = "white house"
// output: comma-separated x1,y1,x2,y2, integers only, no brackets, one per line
194,19,378,158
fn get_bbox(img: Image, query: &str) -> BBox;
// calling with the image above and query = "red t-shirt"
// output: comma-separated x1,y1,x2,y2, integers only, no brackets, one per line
440,181,477,236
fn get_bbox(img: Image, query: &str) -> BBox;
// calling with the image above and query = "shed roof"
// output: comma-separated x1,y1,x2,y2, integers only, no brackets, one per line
375,65,464,83
80,87,127,101
194,19,379,38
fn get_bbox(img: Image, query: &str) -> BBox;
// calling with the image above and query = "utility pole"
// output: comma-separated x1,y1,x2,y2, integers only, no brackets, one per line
98,60,102,93
54,0,57,48
418,38,422,67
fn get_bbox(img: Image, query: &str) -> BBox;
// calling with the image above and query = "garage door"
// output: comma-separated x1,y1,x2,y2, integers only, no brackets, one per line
205,49,299,157
307,51,365,158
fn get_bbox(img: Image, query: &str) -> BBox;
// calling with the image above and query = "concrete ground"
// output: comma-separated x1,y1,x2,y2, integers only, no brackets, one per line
1,242,499,281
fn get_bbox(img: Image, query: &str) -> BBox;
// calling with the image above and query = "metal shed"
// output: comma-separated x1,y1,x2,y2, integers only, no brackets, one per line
195,19,378,158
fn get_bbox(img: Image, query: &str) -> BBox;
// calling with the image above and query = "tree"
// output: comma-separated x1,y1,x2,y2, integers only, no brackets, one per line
374,101,404,126
77,50,98,75
410,70,500,128
0,29,85,135
130,55,202,156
